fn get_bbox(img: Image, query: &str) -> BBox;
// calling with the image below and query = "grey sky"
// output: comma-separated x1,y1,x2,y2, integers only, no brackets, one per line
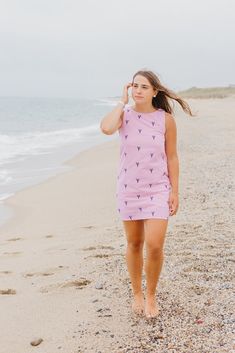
0,0,234,98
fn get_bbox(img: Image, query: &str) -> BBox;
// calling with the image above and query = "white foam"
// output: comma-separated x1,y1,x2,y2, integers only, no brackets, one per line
0,123,100,166
0,193,14,202
0,169,13,185
94,98,119,106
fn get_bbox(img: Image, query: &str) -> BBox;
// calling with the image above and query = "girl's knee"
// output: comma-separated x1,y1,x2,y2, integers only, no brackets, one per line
146,243,163,257
127,241,144,252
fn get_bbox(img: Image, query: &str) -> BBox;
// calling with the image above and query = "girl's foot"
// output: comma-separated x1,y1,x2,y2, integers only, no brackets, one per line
131,293,145,316
145,295,159,318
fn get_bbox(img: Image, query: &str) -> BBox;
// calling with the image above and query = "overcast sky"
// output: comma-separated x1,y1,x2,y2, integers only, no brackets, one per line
0,0,234,98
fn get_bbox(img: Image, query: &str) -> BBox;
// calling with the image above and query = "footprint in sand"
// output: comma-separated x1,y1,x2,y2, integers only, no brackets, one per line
80,225,95,229
82,245,115,251
85,253,124,259
23,266,69,278
99,245,115,250
89,254,110,259
0,270,12,275
24,272,55,278
82,246,97,251
7,237,23,242
39,278,91,293
45,234,54,238
81,245,115,259
3,251,22,256
62,279,91,289
0,288,16,295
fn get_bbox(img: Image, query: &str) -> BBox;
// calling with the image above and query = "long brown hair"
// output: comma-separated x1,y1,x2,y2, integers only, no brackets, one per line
132,69,195,117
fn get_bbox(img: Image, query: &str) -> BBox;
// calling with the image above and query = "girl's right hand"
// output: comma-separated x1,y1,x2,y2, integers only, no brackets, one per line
121,82,133,104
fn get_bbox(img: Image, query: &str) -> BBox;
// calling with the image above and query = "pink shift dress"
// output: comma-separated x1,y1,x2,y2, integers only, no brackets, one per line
116,105,172,221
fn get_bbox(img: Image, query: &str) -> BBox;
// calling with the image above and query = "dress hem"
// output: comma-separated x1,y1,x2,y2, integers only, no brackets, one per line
119,216,169,221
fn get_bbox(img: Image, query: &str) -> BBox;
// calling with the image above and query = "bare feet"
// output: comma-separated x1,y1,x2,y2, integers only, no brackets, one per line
145,295,159,318
131,293,145,316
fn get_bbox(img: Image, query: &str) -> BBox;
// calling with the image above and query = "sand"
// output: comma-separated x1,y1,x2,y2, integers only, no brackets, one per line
0,98,234,353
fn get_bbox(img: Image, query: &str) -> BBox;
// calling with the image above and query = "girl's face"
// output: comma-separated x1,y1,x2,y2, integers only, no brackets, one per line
131,75,157,104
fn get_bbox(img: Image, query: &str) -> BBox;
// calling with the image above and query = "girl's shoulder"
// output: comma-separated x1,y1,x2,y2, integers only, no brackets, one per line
165,112,177,134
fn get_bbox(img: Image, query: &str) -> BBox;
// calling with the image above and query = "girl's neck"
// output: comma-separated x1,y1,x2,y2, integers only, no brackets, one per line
133,103,157,113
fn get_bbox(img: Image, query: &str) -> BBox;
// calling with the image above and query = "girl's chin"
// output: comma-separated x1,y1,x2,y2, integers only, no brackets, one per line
134,98,145,103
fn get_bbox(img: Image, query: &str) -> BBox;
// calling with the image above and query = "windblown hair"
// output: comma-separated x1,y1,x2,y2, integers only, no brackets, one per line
132,69,195,117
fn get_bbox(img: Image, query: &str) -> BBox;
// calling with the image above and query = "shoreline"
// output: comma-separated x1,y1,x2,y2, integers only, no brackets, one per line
0,97,234,352
0,136,119,234
0,132,117,229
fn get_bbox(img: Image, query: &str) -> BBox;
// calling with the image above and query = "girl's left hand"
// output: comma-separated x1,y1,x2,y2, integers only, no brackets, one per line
168,191,179,216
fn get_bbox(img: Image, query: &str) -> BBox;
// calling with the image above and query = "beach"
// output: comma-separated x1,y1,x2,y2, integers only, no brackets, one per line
0,97,234,353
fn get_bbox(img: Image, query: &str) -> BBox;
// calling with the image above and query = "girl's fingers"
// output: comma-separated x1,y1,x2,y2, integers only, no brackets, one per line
170,202,178,215
171,205,178,215
169,193,179,215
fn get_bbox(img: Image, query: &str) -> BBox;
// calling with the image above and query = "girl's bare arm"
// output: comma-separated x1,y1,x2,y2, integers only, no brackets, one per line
100,82,132,135
165,113,179,194
100,103,125,135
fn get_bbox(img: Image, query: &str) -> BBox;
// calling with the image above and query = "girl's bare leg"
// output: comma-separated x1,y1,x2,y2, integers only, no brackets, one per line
144,219,168,318
123,220,145,315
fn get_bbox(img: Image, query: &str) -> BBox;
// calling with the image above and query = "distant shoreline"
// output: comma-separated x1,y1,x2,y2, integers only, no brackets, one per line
177,85,235,99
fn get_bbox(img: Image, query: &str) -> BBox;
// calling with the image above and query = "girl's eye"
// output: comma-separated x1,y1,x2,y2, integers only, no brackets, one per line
133,85,148,89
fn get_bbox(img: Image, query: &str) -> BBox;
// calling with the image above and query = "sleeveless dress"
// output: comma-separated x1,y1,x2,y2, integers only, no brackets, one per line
116,105,172,221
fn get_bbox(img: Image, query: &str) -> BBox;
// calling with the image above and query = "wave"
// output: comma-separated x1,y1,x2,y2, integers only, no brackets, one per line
94,98,120,106
0,193,14,202
0,124,100,165
0,170,13,185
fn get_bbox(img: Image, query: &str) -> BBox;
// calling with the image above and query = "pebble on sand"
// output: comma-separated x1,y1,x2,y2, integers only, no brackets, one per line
30,338,43,346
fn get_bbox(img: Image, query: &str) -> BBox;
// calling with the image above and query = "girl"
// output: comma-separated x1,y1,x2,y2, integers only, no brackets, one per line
100,69,193,319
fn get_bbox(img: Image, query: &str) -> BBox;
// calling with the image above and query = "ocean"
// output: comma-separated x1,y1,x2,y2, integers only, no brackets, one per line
0,96,119,226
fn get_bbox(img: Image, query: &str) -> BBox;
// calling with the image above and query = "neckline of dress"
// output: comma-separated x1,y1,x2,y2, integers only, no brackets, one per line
129,106,161,115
